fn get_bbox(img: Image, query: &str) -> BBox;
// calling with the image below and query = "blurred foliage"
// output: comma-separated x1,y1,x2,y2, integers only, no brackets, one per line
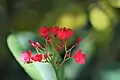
107,0,120,8
0,0,119,80
56,3,87,29
89,1,117,31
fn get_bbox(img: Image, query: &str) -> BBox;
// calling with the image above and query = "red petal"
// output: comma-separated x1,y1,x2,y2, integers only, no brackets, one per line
39,26,50,37
26,50,32,58
73,53,80,60
75,49,82,56
21,51,32,63
63,27,67,31
80,54,86,59
67,28,73,35
51,26,60,36
73,56,86,64
32,54,42,62
78,59,86,64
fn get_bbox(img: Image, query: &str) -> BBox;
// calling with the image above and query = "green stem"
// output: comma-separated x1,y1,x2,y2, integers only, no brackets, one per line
45,39,48,50
66,45,75,53
51,62,61,80
35,48,40,53
64,40,67,52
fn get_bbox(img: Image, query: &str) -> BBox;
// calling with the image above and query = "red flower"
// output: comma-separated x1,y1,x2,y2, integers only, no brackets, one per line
51,27,60,37
57,27,73,40
32,54,42,62
39,26,50,38
73,49,86,64
20,50,32,63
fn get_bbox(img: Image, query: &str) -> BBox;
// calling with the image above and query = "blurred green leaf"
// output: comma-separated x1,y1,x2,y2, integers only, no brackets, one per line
7,32,57,80
95,63,120,80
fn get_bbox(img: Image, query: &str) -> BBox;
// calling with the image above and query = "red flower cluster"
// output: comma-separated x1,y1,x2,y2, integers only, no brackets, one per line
73,49,86,64
20,26,86,67
39,26,73,40
20,50,53,63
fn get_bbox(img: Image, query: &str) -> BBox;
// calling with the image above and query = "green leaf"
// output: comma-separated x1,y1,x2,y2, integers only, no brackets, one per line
7,32,57,80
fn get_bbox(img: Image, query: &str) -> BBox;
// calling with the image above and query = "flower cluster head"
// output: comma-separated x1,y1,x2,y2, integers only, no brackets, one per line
20,26,86,69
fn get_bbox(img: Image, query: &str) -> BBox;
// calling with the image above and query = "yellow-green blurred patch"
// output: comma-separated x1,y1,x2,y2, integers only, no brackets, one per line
56,3,87,29
89,7,110,31
89,2,117,31
108,0,120,8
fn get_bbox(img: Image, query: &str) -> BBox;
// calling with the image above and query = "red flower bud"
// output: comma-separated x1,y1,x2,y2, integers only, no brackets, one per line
47,39,51,44
35,42,42,48
74,43,78,47
66,54,70,58
49,54,53,57
73,38,82,47
29,40,36,48
77,38,82,43
29,40,42,48
56,47,61,52
56,61,59,65
44,54,48,58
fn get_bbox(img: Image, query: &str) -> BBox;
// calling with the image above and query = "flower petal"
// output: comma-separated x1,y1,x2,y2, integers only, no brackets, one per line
78,58,86,64
80,54,86,59
27,50,32,58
